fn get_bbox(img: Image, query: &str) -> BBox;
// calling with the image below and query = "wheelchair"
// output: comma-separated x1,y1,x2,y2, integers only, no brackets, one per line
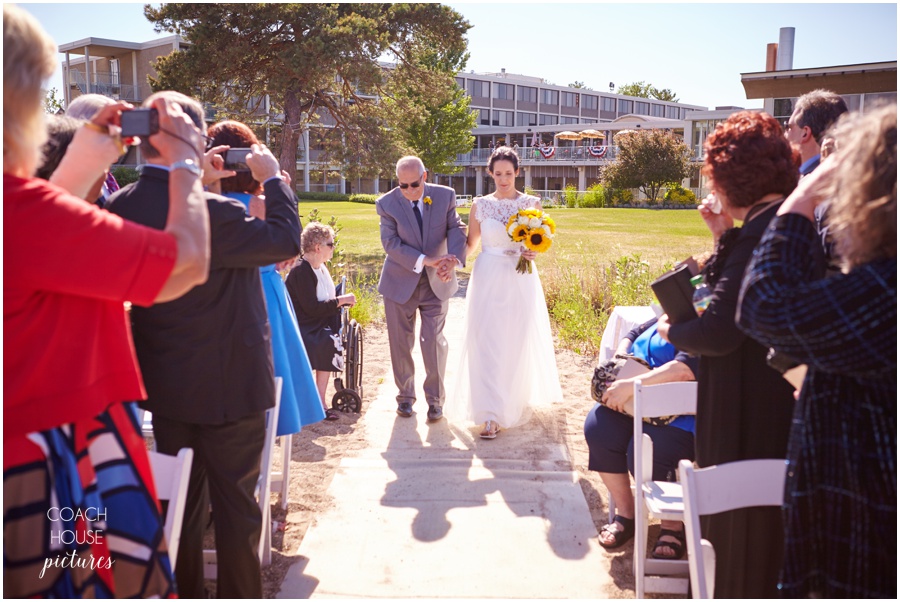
331,276,364,413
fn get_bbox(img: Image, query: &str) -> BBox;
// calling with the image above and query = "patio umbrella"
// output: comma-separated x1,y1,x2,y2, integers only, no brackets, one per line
555,131,583,140
581,129,605,140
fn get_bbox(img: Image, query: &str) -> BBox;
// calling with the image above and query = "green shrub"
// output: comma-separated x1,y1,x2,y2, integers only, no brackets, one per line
563,184,580,208
346,272,383,327
664,184,697,206
348,193,378,204
608,188,634,206
110,166,140,187
296,191,350,202
581,183,607,208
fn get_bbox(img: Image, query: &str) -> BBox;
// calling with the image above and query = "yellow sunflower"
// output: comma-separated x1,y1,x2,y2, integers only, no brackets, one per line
542,216,556,234
523,227,553,253
510,223,530,242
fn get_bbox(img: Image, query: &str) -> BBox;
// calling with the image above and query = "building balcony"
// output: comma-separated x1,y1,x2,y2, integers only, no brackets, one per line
455,145,619,165
67,69,148,102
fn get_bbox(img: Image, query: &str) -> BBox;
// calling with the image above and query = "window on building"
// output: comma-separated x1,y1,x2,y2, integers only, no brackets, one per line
540,89,559,105
840,94,861,112
517,86,537,103
863,92,895,110
601,96,616,112
492,110,514,126
618,99,633,114
468,79,490,98
561,91,578,107
560,116,578,124
666,105,679,119
634,101,649,115
493,82,514,100
773,98,795,124
516,112,538,126
455,77,465,89
651,104,665,117
478,108,490,125
539,114,558,126
581,118,597,124
582,95,598,110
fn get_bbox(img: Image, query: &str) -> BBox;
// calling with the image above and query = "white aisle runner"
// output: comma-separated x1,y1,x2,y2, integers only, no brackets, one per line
277,296,612,598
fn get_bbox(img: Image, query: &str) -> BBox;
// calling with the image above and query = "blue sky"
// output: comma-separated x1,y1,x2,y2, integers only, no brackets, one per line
21,2,897,109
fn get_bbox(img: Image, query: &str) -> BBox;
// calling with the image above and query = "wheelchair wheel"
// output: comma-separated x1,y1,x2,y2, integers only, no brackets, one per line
331,388,361,413
345,320,364,400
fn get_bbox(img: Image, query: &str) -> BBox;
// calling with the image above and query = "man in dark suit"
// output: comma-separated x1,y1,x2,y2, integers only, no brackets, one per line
106,91,300,599
375,156,467,422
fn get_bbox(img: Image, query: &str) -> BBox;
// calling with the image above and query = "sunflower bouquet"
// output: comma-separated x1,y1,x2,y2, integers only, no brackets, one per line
506,208,555,274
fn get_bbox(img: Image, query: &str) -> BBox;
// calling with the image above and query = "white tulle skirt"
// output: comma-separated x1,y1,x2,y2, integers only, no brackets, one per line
448,247,563,428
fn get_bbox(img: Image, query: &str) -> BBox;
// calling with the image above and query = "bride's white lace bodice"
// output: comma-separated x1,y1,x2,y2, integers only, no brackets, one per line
475,194,539,251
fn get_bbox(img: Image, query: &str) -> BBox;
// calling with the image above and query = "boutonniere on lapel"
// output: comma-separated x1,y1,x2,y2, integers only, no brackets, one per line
423,196,432,206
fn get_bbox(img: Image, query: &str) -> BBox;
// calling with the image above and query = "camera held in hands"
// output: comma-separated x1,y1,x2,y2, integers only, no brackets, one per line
120,108,159,138
224,148,252,172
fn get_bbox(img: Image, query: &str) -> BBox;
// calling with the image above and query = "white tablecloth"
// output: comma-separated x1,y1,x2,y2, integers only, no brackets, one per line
598,306,657,364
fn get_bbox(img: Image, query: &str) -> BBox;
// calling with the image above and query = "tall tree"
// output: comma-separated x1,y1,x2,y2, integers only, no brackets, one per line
616,81,680,103
144,3,470,182
602,129,692,203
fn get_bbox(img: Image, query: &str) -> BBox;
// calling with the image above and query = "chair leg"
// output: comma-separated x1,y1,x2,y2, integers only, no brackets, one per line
280,434,291,510
634,504,647,598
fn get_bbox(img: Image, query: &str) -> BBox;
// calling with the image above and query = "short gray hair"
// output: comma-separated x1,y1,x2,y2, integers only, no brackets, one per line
140,90,206,160
66,93,115,121
395,155,425,178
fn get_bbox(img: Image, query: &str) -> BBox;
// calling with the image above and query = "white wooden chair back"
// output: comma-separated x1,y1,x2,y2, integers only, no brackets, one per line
678,458,787,598
632,379,697,598
148,447,194,571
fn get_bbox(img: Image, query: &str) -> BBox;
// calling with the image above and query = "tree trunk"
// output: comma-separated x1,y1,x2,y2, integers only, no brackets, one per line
279,87,302,186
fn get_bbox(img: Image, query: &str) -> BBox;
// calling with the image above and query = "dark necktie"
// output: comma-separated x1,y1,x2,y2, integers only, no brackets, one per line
412,200,423,236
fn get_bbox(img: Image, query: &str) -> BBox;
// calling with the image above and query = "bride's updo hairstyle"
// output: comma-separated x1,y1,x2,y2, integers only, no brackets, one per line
487,146,520,173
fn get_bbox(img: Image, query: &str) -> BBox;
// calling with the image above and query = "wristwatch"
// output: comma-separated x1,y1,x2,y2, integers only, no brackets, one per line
171,158,201,177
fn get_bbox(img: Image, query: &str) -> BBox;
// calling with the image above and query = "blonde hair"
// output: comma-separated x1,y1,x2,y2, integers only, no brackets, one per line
301,222,335,254
3,4,58,177
826,104,897,270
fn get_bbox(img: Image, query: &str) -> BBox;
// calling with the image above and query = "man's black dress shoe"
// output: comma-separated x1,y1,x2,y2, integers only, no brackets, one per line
426,404,444,422
396,402,413,418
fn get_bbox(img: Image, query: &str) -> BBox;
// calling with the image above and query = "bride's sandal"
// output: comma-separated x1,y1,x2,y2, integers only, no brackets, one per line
479,420,499,439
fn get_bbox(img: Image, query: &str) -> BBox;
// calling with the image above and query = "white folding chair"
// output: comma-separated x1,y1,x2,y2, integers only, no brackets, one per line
270,433,292,511
204,377,283,578
139,408,157,451
148,447,194,570
678,458,787,599
633,380,697,598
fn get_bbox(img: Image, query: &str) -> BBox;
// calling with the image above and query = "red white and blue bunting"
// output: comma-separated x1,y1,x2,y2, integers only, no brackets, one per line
588,146,608,157
539,146,556,159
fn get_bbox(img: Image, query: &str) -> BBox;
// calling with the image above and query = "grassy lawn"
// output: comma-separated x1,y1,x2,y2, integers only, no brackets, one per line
301,200,714,353
300,201,714,273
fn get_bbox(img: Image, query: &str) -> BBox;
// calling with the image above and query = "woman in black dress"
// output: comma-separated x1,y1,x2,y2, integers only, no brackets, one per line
657,111,799,598
285,222,356,419
738,104,896,598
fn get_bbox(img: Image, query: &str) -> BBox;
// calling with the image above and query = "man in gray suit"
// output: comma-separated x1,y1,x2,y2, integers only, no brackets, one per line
376,156,467,421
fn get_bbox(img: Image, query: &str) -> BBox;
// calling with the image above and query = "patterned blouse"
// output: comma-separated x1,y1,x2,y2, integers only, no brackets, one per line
737,212,897,598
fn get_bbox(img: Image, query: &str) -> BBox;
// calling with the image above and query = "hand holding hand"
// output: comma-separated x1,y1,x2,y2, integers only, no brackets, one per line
698,193,733,242
602,379,633,413
246,143,281,183
202,145,237,186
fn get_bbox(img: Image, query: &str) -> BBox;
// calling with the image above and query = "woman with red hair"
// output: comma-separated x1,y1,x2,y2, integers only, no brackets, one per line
657,111,799,598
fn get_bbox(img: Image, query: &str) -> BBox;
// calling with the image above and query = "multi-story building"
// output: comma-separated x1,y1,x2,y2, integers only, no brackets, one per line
57,28,895,199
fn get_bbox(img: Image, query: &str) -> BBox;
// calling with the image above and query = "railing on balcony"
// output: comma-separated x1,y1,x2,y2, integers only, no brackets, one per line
67,70,146,102
456,145,619,165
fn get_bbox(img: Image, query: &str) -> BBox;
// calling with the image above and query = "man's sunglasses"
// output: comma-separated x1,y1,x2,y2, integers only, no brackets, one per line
399,181,421,190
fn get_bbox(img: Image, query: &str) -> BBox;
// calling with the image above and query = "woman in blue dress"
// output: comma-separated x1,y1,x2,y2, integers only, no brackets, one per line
208,120,326,430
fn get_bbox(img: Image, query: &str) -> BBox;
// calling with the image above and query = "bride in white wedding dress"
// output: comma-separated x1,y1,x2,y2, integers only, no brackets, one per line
449,146,562,439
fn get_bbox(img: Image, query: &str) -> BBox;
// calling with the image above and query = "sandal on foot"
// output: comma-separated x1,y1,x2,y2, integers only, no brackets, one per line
598,515,635,549
651,528,686,560
324,408,340,421
479,420,499,439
